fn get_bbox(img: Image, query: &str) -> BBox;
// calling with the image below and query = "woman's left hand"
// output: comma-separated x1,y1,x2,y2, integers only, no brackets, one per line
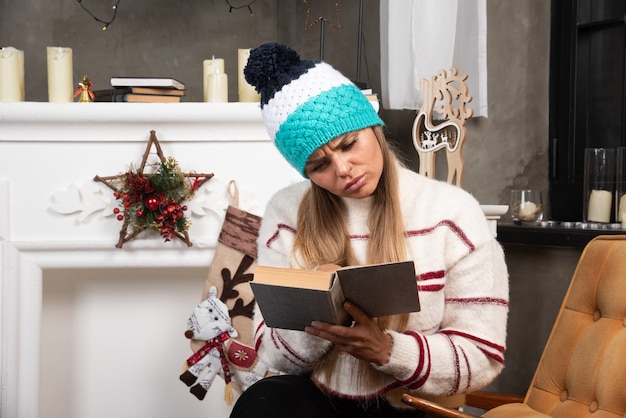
304,301,392,366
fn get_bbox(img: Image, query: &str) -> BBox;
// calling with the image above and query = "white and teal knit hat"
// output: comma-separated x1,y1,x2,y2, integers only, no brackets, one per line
244,43,383,177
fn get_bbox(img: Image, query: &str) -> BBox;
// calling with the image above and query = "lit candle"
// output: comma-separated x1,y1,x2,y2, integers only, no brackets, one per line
203,56,224,102
238,48,260,102
207,67,228,102
0,47,24,102
47,46,73,103
587,189,612,223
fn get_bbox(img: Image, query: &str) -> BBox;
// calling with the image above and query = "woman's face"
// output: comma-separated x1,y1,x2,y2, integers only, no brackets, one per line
304,127,384,199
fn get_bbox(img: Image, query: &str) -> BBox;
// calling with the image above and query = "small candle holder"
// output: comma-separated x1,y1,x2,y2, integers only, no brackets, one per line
510,189,543,225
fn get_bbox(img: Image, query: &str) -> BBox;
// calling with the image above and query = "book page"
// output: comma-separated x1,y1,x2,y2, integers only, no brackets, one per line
252,266,333,290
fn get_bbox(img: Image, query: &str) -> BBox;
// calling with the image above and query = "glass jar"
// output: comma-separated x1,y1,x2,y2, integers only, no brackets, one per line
583,148,616,223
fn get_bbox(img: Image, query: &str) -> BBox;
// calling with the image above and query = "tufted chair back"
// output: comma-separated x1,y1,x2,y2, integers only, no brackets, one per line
483,235,626,417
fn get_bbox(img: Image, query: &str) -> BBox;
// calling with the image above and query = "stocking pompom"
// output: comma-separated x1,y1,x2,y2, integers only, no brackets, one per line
243,43,315,105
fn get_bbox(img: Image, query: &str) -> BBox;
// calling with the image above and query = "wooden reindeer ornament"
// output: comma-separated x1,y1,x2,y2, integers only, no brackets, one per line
412,67,473,187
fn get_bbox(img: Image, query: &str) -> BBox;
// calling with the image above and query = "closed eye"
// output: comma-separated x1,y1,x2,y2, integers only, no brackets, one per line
309,159,329,173
342,139,357,151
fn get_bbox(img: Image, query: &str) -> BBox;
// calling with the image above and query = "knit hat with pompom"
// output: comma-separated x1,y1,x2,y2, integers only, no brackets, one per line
244,43,383,177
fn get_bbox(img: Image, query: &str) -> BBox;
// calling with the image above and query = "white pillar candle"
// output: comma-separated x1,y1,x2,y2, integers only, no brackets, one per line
47,46,73,103
203,57,225,102
0,47,24,102
237,49,260,102
587,189,612,223
207,70,228,102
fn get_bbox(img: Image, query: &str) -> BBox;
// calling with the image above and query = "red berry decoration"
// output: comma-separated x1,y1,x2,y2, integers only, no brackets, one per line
145,196,160,211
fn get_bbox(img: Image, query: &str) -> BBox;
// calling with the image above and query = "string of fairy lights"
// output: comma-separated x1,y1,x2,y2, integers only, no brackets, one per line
75,0,257,30
75,0,121,31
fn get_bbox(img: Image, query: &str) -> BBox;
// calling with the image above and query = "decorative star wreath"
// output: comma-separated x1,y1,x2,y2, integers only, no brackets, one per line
94,130,214,248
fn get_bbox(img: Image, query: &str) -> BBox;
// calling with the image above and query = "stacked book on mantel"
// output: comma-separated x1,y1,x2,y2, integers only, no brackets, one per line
93,77,186,103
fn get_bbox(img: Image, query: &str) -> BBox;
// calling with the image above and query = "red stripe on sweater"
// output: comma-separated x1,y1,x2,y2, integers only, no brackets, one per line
418,270,445,291
265,223,296,247
404,331,432,389
444,333,462,394
350,234,370,241
255,322,309,369
419,270,445,280
254,321,264,352
419,284,445,292
446,297,509,307
406,220,475,252
459,346,472,391
440,329,505,359
271,328,310,366
478,346,505,363
267,221,475,253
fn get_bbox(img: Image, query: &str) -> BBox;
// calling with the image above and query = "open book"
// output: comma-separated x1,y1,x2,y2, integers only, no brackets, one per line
250,261,420,331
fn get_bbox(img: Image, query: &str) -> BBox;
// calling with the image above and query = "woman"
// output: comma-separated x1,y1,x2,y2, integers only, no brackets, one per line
231,43,509,418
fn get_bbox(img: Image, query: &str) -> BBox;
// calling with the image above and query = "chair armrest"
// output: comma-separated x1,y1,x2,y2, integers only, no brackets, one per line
401,393,476,418
465,391,525,411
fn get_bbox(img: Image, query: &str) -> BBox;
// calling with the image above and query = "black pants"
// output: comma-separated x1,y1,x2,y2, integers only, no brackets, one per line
230,375,424,418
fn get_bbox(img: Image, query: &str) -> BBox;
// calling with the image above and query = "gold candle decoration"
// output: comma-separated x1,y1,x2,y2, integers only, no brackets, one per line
203,56,225,102
0,47,25,102
47,46,73,103
237,48,260,102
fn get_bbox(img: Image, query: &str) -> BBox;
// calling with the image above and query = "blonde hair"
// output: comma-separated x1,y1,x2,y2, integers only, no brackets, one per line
293,125,410,390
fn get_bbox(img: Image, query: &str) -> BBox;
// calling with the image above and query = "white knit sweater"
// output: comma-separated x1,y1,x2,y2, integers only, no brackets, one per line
253,166,509,407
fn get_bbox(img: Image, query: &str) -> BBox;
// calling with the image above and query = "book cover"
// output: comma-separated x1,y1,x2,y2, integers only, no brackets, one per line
93,87,185,97
94,93,181,103
110,77,186,90
251,261,420,331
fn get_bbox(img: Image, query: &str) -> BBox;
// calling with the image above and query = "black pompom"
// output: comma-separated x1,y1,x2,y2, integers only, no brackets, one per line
244,43,315,105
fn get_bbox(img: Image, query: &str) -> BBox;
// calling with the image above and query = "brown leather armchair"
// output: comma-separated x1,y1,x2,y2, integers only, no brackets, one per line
402,235,626,417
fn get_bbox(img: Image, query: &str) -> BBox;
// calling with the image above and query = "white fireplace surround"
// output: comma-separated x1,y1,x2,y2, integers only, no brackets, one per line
0,102,305,418
0,102,502,418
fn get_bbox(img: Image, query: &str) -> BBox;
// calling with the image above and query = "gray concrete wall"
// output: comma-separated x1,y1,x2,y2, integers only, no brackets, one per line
1,0,549,207
2,0,565,400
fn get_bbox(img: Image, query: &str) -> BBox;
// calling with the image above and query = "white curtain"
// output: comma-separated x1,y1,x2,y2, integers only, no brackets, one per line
380,0,488,117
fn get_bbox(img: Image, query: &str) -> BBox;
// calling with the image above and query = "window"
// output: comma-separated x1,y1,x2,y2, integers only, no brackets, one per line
549,0,625,221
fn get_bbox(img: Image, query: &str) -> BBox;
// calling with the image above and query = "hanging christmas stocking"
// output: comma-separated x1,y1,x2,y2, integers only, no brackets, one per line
183,181,269,403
